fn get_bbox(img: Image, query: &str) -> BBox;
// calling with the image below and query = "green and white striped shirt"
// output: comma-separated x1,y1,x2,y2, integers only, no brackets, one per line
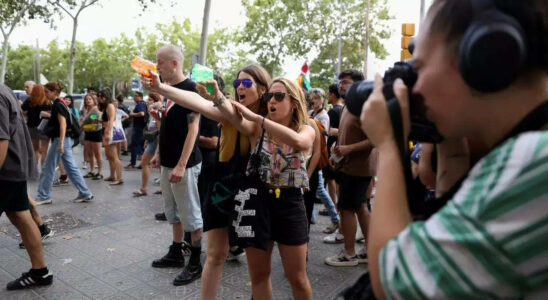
380,131,548,299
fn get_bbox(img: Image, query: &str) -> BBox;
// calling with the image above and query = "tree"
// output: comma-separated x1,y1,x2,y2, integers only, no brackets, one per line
310,0,391,91
240,0,392,88
48,0,161,94
47,0,100,94
4,45,35,89
0,0,50,84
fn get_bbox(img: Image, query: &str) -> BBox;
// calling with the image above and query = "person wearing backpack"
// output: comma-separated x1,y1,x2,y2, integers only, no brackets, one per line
35,82,93,205
308,88,340,233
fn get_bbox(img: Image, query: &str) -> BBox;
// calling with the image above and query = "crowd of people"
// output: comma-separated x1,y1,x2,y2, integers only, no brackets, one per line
0,0,546,299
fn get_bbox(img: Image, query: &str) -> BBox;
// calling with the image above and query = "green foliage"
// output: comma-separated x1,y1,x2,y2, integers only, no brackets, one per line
4,18,241,94
4,45,34,89
240,0,393,91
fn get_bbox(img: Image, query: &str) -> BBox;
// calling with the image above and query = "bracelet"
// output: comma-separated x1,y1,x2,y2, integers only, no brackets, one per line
261,116,266,128
213,95,225,107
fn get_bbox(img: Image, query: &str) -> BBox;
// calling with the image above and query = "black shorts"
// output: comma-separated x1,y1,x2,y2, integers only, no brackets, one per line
203,195,235,232
336,173,371,211
84,130,103,142
322,166,338,180
0,180,29,217
262,187,309,246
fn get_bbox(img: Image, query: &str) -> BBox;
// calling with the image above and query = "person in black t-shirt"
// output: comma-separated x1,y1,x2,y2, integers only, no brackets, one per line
21,84,51,167
324,83,344,205
35,82,92,205
197,74,223,209
149,45,203,286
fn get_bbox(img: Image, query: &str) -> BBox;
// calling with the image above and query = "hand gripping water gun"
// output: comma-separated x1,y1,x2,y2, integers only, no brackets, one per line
191,63,214,94
131,56,157,78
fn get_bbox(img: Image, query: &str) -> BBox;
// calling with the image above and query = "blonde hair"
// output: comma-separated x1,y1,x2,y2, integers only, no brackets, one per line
270,77,309,131
84,94,98,109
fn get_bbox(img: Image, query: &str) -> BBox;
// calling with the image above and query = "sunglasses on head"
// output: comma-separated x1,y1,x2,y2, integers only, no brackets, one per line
233,79,253,89
263,92,286,102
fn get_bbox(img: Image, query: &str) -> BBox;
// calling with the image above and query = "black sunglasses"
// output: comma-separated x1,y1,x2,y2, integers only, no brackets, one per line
263,92,286,102
233,79,253,89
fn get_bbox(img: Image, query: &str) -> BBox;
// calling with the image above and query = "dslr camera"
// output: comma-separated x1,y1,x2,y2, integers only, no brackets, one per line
345,60,443,143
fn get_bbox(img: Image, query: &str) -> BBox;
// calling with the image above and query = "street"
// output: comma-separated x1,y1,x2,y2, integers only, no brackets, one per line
0,146,366,299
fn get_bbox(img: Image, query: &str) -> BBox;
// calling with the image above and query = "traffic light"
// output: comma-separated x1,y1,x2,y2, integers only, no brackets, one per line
401,23,415,61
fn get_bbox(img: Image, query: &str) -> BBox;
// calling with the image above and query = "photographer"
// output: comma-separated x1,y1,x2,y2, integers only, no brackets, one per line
361,0,548,298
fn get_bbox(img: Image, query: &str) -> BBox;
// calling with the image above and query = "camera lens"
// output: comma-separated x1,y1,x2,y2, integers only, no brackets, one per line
345,80,374,117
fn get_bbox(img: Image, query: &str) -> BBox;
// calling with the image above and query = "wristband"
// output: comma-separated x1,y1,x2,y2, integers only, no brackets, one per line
261,116,266,128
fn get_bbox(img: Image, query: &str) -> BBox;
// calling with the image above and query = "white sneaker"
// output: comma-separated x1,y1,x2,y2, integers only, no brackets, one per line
72,194,93,203
325,250,359,267
226,246,245,261
35,199,52,206
355,252,368,264
323,230,344,244
356,230,365,243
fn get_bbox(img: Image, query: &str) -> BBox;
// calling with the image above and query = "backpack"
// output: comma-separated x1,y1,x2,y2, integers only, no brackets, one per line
313,118,329,169
60,102,81,147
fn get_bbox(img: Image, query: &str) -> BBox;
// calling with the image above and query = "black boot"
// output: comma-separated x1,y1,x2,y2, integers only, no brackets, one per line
173,264,202,285
173,246,202,285
152,243,185,268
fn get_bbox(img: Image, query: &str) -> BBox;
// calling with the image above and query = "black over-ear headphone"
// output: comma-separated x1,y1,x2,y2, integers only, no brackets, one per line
459,0,527,93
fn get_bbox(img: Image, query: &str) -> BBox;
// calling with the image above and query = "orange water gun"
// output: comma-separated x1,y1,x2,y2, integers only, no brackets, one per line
131,56,157,77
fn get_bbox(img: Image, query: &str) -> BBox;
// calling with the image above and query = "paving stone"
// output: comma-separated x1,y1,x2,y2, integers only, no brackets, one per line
34,278,89,300
0,146,364,299
70,276,118,299
123,283,166,300
98,270,142,292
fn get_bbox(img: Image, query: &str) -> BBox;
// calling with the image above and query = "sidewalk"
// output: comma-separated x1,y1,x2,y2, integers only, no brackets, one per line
0,147,367,299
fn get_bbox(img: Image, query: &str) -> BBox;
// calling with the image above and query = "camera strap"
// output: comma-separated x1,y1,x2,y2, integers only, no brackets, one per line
386,97,418,204
422,99,548,218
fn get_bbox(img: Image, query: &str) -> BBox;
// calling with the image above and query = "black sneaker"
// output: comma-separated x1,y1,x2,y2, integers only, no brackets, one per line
318,208,329,216
226,246,245,261
19,227,55,249
91,173,104,180
6,270,53,290
83,172,95,179
155,212,167,221
151,244,185,268
173,264,202,286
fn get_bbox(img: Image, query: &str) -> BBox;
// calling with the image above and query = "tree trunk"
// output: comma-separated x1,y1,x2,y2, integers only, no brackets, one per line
0,34,10,85
68,17,78,94
363,0,370,79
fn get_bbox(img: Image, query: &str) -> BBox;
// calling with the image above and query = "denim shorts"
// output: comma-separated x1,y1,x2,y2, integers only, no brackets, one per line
144,138,157,155
160,164,203,231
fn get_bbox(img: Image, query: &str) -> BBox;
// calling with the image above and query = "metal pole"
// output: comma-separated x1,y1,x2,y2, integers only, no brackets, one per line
420,0,426,22
364,0,370,79
198,0,211,65
32,42,36,83
36,38,41,83
336,0,342,81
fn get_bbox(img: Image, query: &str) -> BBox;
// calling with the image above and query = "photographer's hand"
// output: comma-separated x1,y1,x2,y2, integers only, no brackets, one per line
362,74,412,300
360,74,410,152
